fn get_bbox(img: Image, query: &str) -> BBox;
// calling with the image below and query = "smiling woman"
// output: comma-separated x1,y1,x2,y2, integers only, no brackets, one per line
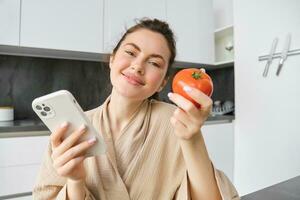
32,18,239,200
109,28,170,101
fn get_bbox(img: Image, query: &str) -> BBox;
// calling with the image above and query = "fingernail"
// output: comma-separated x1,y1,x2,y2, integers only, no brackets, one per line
168,92,173,98
183,86,192,92
61,122,69,128
88,137,97,144
79,124,86,131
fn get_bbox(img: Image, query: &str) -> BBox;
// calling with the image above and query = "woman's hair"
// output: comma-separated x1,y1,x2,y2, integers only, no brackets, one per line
111,18,177,99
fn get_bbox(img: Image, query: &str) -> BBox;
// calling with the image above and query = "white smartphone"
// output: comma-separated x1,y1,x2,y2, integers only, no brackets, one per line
32,90,106,157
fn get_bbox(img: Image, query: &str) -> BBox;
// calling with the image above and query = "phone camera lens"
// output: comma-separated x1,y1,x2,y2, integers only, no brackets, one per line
43,106,51,112
41,111,47,116
36,105,42,110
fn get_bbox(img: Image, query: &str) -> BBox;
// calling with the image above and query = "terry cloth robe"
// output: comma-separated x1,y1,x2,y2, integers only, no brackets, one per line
33,96,240,200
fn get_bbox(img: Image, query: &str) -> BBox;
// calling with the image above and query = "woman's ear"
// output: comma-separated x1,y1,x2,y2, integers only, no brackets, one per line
109,55,114,69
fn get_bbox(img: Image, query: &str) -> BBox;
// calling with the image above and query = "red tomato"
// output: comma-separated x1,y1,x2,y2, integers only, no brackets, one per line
172,68,213,108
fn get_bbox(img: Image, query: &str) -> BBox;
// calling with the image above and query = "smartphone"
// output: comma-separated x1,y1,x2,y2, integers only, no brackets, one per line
32,90,106,157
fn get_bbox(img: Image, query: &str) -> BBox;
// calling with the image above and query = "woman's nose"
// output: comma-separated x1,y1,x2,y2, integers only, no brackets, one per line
131,60,145,75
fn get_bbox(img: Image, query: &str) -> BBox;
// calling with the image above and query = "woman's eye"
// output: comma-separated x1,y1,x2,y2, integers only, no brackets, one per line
149,61,160,68
125,50,135,56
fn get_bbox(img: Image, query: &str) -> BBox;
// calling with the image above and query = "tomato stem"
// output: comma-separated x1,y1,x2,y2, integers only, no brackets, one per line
192,71,202,79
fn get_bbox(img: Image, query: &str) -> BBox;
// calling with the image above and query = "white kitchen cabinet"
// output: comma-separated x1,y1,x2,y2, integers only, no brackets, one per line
0,135,49,167
0,135,49,196
20,0,104,53
213,0,234,64
1,0,215,63
104,0,214,64
0,0,20,46
213,0,233,30
166,0,214,64
0,165,41,196
202,122,234,182
103,0,166,53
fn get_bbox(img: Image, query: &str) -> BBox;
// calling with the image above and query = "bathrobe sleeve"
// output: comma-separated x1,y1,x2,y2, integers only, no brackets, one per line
32,142,96,200
174,167,240,200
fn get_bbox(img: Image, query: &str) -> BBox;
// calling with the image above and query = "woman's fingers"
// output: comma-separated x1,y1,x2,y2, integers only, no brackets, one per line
168,92,201,118
50,122,69,149
52,125,87,159
173,108,191,126
170,116,195,140
56,156,85,177
178,81,213,111
53,138,97,169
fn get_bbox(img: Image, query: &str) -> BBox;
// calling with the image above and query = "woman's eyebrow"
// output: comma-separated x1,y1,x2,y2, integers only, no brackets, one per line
149,54,165,63
124,43,141,51
124,42,166,63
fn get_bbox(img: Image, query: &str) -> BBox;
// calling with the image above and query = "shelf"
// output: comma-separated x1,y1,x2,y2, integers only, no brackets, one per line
214,60,234,67
214,25,234,63
214,24,233,33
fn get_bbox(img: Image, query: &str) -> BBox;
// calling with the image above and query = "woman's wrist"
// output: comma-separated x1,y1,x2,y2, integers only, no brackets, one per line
179,131,204,147
67,178,86,200
67,178,85,185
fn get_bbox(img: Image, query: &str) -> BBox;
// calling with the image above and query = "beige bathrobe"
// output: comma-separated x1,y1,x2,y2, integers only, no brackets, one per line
33,96,239,200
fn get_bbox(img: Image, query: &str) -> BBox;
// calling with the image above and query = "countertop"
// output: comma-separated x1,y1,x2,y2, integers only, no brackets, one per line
241,175,300,200
0,115,234,138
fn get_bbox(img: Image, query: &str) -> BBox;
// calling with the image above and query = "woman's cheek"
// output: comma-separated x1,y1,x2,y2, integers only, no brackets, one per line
148,72,165,89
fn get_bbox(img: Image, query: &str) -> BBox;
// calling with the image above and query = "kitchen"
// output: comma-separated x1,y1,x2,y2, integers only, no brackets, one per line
0,0,300,199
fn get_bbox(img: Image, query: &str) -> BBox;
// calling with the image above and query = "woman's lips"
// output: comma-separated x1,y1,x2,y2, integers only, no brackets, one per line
122,73,145,86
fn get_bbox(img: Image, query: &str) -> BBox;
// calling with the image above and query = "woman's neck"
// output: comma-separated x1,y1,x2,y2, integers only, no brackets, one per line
107,89,144,137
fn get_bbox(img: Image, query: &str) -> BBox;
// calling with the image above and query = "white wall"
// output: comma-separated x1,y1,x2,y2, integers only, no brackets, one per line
234,0,300,195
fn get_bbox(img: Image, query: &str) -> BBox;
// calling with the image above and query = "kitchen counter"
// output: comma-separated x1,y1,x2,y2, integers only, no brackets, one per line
0,115,234,138
241,175,300,200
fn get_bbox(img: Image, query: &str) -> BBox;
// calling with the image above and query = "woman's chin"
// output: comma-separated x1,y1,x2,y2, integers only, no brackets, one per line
116,88,147,100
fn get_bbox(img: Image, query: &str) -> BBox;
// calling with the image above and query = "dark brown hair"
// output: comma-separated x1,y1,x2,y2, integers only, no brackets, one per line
111,18,177,99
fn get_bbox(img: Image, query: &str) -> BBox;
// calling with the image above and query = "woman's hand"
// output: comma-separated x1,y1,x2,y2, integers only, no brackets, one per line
50,122,97,181
168,77,213,141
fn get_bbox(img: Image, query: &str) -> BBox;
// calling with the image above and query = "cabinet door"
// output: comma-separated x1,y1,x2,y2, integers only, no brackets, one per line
0,165,40,196
0,0,20,46
0,135,49,196
103,0,166,52
213,0,233,30
201,122,234,182
0,135,49,167
166,0,214,64
20,0,104,53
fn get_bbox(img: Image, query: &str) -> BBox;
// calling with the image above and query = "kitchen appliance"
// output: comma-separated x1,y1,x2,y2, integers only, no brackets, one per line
0,107,14,121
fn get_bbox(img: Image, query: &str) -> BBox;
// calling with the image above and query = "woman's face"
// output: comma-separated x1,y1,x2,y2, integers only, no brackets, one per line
109,28,171,101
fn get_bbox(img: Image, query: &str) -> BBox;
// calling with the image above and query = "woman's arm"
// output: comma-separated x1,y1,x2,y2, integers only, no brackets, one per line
179,132,221,200
168,81,222,200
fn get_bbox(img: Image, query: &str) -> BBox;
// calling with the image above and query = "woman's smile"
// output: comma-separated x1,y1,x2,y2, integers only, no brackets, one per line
122,72,145,86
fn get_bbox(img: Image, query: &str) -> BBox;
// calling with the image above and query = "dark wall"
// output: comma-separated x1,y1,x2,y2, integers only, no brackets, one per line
0,54,234,120
0,55,111,120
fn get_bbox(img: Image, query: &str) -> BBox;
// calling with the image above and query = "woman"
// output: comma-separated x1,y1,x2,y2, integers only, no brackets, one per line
33,18,239,200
